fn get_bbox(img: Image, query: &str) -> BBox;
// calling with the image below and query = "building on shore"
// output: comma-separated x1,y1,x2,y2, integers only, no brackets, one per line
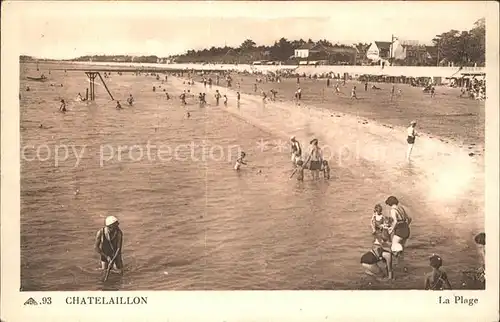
366,40,406,66
294,43,359,65
366,39,438,67
402,45,438,66
294,43,316,59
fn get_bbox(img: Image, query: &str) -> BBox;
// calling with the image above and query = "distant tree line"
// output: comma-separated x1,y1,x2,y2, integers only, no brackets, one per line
173,38,369,64
172,18,485,66
68,55,163,63
20,18,484,67
432,18,485,67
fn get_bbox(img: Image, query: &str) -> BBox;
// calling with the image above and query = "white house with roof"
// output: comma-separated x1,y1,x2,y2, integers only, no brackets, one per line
366,40,406,62
294,43,316,58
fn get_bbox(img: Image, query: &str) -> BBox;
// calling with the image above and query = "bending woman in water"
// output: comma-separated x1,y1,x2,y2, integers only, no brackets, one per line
360,239,394,280
386,196,412,255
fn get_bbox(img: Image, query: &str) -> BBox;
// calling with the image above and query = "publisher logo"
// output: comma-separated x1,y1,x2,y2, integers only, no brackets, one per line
24,297,38,306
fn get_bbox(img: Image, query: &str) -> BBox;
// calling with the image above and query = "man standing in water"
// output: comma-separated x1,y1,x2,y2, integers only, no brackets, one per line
94,216,124,275
406,120,418,162
215,90,221,105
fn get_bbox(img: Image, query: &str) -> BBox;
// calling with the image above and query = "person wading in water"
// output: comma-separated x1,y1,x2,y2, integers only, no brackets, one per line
406,120,418,162
371,204,391,244
424,254,452,290
360,239,394,280
303,138,323,180
385,196,412,256
94,216,124,275
290,136,302,165
59,99,67,112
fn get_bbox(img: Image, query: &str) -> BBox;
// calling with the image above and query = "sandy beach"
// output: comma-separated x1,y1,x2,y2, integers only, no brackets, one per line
20,61,485,291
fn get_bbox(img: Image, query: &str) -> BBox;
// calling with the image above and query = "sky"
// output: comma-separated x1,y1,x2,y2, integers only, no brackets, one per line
2,1,489,59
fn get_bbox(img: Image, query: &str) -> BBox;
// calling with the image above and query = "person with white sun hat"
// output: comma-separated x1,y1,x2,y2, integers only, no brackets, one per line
94,216,124,274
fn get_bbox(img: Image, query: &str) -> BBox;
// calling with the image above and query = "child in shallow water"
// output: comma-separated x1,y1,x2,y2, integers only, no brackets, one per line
289,159,306,181
424,254,452,290
371,204,391,243
295,160,305,181
321,160,330,179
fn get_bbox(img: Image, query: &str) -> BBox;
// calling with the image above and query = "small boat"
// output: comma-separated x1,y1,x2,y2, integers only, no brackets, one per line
27,76,48,82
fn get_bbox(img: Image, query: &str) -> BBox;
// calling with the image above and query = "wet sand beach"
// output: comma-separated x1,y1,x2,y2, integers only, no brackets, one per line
20,61,484,291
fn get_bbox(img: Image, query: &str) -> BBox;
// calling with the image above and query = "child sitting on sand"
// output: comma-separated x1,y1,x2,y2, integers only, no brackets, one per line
424,254,452,290
234,152,247,171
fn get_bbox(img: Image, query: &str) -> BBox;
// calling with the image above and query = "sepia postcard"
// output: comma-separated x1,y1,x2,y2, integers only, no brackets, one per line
1,1,499,321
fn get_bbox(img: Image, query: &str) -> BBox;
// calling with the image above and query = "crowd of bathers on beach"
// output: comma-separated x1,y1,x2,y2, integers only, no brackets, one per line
23,66,486,289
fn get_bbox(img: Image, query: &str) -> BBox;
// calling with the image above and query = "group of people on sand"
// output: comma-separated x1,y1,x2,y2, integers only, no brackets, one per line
459,76,486,101
289,136,330,181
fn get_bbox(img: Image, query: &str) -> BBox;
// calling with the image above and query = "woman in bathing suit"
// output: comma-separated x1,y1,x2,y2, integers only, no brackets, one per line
360,239,394,279
386,196,412,255
303,139,323,180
